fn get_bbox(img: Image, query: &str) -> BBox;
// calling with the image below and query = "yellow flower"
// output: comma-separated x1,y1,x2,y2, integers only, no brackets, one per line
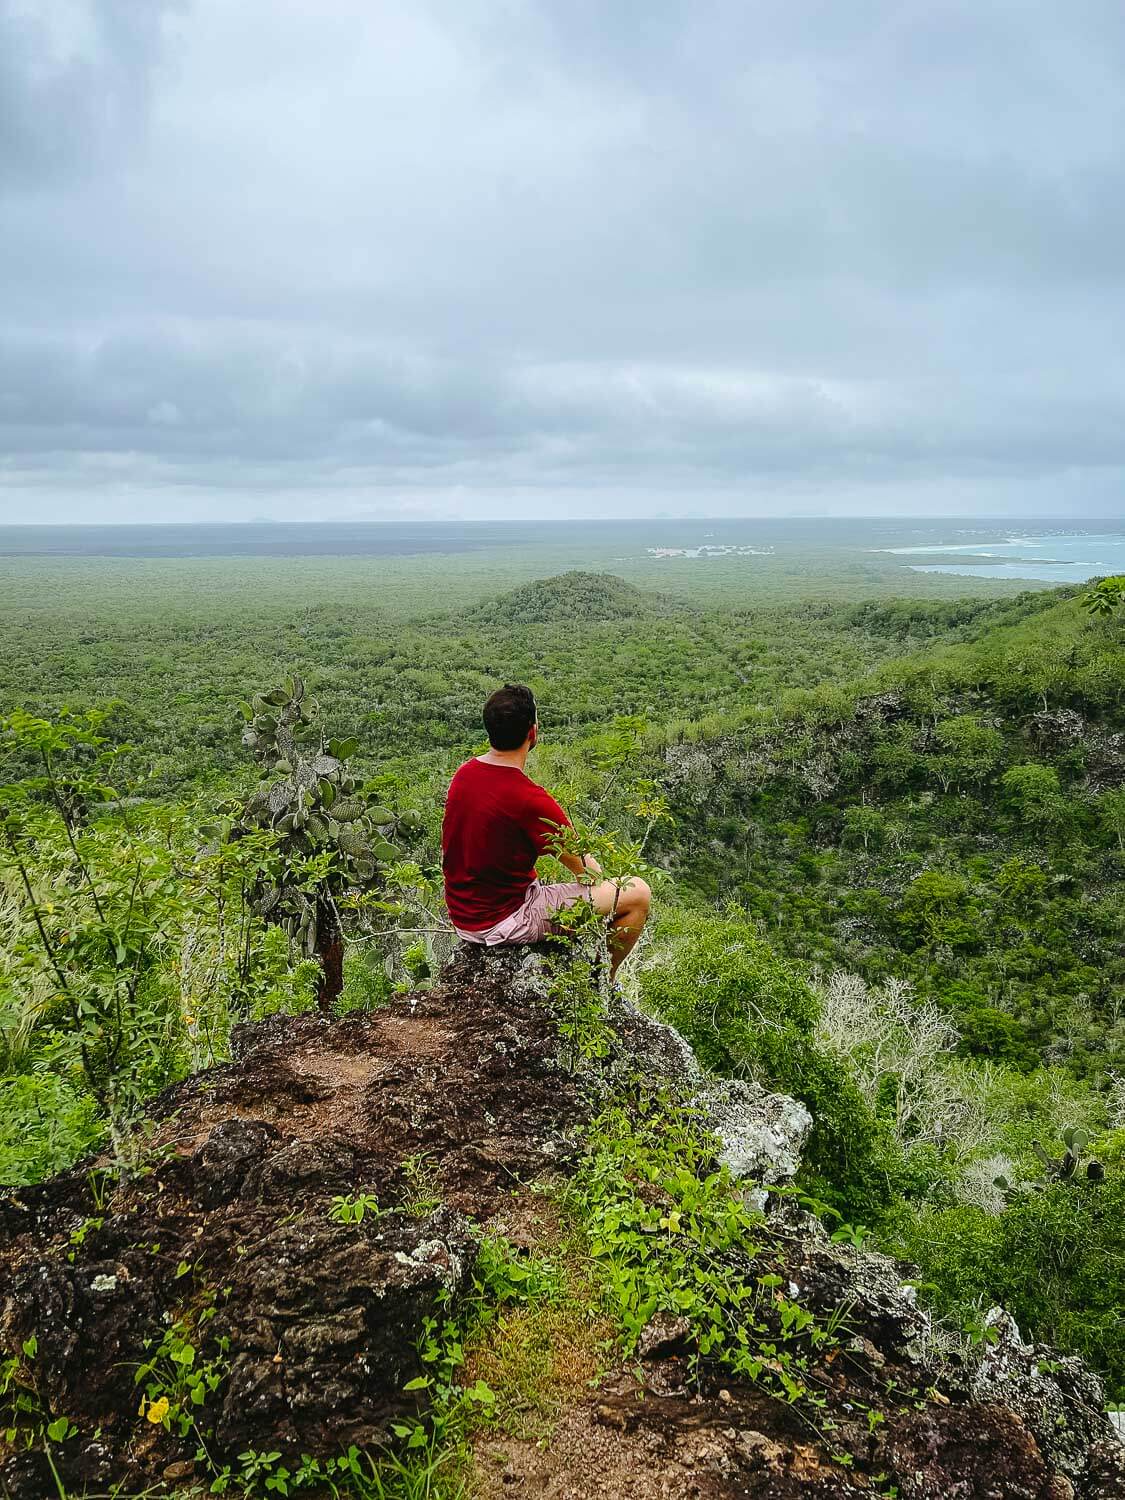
183,1014,196,1025
144,1396,170,1425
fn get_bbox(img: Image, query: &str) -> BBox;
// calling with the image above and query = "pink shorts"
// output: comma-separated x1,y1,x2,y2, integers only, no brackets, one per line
454,880,590,946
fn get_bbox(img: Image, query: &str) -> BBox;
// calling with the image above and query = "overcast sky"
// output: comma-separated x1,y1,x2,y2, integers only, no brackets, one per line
2,0,1125,523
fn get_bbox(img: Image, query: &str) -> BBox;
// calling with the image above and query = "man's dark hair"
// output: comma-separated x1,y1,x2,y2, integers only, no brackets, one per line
483,683,537,750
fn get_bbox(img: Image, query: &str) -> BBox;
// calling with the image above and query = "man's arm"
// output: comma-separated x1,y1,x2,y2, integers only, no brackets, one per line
531,790,601,880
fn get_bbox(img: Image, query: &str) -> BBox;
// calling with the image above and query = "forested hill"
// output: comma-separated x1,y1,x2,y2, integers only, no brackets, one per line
643,585,1124,1079
453,569,688,625
613,583,1124,1408
1,565,1123,1494
0,569,1070,798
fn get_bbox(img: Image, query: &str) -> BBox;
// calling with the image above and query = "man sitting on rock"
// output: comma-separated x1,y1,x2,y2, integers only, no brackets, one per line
442,683,651,979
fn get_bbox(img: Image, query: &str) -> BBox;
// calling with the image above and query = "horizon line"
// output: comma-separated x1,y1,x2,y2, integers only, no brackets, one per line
0,514,1122,529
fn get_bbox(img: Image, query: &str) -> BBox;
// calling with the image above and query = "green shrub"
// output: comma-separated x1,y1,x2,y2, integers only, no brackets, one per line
336,949,394,1015
640,913,897,1222
897,870,979,951
1001,763,1069,833
940,983,1040,1069
245,928,320,1023
891,1164,1125,1398
0,1073,102,1187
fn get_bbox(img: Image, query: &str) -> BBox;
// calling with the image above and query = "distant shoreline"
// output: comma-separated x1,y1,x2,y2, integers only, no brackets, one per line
0,516,1121,561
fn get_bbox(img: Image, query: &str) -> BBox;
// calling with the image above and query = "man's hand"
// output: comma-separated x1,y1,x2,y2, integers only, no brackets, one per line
559,849,602,880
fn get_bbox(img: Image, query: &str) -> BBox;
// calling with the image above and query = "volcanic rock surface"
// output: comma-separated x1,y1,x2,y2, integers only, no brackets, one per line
1,945,1121,1499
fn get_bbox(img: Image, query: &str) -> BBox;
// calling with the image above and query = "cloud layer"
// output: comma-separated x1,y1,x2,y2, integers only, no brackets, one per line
2,0,1125,521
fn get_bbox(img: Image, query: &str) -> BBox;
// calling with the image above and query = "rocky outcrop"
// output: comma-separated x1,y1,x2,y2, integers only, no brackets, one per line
1,948,583,1496
603,981,812,1186
1,945,1119,1498
963,1311,1125,1490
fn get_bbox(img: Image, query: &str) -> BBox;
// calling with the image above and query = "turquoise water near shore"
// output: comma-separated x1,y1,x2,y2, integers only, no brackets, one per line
880,532,1125,583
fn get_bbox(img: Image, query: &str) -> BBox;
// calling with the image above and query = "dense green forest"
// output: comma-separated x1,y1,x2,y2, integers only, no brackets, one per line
2,551,1123,1488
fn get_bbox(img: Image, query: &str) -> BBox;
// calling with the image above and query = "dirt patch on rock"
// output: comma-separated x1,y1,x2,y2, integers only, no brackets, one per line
474,1369,1095,1500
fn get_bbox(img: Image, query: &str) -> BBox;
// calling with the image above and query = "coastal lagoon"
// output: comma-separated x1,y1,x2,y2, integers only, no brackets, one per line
881,531,1125,583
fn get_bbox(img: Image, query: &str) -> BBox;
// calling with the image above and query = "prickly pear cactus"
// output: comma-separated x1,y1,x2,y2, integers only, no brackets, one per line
231,676,416,1007
1022,1124,1105,1187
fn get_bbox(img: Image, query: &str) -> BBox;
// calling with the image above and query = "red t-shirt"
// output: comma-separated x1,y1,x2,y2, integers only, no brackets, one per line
442,758,571,931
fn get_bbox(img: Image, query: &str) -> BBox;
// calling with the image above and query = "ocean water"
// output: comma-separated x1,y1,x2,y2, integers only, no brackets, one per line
0,522,524,559
0,517,946,558
880,532,1125,584
0,519,1122,578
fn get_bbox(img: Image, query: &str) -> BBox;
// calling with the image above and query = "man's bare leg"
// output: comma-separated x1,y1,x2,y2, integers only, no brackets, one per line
589,877,651,980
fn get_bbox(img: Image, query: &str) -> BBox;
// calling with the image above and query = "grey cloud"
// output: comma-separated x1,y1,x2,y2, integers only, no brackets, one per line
2,0,1125,520
0,0,181,187
6,326,1124,491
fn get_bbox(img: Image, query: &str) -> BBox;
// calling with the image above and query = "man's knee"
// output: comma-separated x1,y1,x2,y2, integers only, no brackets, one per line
622,875,651,914
589,876,650,920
